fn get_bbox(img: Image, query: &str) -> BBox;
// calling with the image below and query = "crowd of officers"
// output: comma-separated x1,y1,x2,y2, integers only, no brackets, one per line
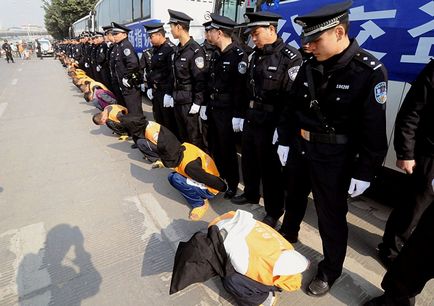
55,0,433,304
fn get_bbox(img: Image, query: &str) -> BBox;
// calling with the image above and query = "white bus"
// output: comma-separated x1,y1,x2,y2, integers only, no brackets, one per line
70,13,94,38
92,0,215,55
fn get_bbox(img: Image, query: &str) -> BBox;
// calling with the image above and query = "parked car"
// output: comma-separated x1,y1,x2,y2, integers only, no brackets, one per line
35,39,54,57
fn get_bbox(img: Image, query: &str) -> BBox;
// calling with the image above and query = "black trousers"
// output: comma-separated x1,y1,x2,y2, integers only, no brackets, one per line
208,107,239,190
5,52,14,62
110,81,125,107
136,139,159,162
121,86,143,116
280,137,352,283
106,120,127,135
241,121,284,219
381,201,434,304
173,103,203,148
222,272,277,306
382,155,434,253
152,90,178,137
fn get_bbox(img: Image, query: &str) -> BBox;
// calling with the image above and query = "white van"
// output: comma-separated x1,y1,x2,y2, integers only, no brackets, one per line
35,38,54,57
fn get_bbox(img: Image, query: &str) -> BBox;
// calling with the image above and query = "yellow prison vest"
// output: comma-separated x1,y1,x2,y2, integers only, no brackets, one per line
107,105,128,123
174,142,220,195
209,211,303,292
144,121,161,145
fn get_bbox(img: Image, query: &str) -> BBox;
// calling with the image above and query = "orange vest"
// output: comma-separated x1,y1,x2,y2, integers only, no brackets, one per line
174,142,220,194
210,211,303,292
107,105,128,123
144,121,161,145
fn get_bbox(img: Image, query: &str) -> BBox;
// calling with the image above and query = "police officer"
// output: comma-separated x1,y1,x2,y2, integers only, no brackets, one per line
2,40,14,63
378,59,434,267
111,22,143,116
91,32,105,83
97,26,114,91
231,12,302,226
277,0,388,296
141,22,178,135
205,13,248,199
104,26,125,106
168,9,206,148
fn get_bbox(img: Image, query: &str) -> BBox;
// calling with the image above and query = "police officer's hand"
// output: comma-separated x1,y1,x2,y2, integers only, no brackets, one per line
348,178,371,198
396,159,416,175
232,118,241,132
277,145,289,166
146,88,153,100
200,106,207,120
122,78,131,88
163,94,174,108
189,103,200,114
272,128,279,145
96,65,101,72
84,62,89,68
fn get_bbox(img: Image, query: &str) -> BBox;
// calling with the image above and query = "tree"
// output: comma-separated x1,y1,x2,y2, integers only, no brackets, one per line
43,0,98,39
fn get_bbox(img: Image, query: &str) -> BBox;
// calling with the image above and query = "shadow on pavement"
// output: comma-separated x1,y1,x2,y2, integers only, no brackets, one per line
17,224,102,306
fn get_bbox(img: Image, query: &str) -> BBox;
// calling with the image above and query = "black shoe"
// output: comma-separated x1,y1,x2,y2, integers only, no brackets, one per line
231,194,259,205
224,189,236,199
307,277,330,297
278,230,298,243
131,143,138,149
262,215,278,228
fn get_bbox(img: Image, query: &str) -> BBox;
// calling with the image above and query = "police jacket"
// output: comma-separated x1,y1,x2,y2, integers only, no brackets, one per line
208,42,248,116
394,59,434,159
114,37,141,86
246,38,302,125
109,43,117,80
279,39,388,181
2,43,12,52
96,43,109,70
172,38,206,105
141,40,174,94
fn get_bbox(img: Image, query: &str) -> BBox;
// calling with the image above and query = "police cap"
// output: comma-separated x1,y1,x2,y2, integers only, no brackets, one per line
94,31,104,38
245,11,282,28
203,21,213,31
144,22,165,34
102,25,113,34
209,13,237,30
295,0,353,44
111,22,131,33
167,9,193,25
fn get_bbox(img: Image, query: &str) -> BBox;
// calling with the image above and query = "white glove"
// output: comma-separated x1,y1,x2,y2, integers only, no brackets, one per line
232,118,241,132
189,103,200,114
272,128,279,145
163,94,174,107
122,78,131,88
84,62,89,68
200,106,207,120
239,119,245,132
140,84,146,92
96,65,101,72
277,145,289,166
146,88,153,100
348,178,371,198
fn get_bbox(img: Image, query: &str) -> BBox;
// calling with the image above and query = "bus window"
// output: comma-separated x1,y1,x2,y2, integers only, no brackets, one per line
142,0,150,19
133,0,142,20
222,0,238,21
119,0,133,23
109,0,121,24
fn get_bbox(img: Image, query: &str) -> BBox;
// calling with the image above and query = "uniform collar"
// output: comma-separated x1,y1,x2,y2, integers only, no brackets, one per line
255,37,284,55
312,39,359,74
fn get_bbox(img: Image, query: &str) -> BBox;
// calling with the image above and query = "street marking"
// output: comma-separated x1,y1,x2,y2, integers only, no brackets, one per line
0,103,8,118
11,79,18,86
0,223,51,304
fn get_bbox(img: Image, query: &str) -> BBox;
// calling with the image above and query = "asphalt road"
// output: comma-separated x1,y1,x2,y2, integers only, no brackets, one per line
0,56,432,306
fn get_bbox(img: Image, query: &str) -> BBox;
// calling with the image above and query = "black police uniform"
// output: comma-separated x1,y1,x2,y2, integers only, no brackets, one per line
379,60,434,263
2,42,14,63
235,12,302,223
141,23,178,134
169,9,206,148
278,1,388,288
112,22,143,115
206,14,248,195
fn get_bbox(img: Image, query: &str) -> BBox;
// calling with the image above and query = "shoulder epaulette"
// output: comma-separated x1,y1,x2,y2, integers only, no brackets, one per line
354,51,383,70
281,46,298,60
234,47,244,56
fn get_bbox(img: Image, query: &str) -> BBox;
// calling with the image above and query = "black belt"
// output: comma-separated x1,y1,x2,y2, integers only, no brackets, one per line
175,84,192,91
300,129,349,144
249,100,274,112
210,93,231,101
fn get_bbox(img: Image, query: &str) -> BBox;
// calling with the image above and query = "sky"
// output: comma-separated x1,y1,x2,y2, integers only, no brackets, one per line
0,0,45,28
